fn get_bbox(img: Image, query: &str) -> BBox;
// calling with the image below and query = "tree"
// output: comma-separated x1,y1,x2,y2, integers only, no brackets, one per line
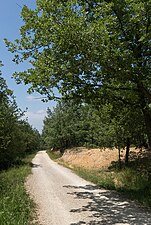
42,102,85,151
5,0,151,147
17,120,41,153
0,77,20,168
0,65,40,169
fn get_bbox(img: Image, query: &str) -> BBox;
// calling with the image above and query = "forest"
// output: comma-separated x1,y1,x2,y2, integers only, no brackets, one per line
1,0,151,168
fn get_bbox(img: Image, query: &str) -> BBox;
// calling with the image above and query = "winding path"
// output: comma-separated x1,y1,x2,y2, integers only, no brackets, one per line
26,151,151,225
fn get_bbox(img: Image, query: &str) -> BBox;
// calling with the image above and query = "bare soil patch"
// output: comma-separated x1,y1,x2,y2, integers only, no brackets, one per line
59,147,149,170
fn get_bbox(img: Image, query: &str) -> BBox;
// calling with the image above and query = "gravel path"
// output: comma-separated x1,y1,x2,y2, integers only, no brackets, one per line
26,151,151,225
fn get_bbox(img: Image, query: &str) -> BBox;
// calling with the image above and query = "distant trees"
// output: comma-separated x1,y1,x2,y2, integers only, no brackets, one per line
42,102,84,152
0,65,41,169
42,100,147,162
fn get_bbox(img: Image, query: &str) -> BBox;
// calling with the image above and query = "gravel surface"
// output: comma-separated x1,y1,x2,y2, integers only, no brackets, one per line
26,151,151,225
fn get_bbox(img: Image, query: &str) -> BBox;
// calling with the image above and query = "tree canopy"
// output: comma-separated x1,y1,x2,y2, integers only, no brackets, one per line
5,0,151,147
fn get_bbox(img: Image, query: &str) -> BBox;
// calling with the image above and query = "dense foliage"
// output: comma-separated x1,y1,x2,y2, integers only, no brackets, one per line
5,0,151,148
0,68,40,169
42,101,147,157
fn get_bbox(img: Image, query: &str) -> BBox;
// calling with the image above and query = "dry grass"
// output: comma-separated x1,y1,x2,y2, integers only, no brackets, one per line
56,147,151,207
59,147,146,170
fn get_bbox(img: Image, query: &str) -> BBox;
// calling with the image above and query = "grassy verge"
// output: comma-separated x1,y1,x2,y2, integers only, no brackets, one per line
47,150,151,208
0,154,36,225
46,150,63,160
73,166,151,208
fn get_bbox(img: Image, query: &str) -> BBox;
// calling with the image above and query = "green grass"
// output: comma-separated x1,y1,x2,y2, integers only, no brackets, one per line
73,166,151,208
73,167,115,189
47,150,63,160
0,154,36,225
115,168,151,207
54,155,151,208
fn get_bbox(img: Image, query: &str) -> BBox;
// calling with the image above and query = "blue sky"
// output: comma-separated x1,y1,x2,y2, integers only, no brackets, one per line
0,0,56,133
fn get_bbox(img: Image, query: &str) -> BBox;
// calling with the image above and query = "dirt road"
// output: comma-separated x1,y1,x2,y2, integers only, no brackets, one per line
26,151,151,225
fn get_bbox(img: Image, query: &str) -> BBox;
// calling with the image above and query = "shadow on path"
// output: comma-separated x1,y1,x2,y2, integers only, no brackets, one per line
30,162,41,168
64,185,151,225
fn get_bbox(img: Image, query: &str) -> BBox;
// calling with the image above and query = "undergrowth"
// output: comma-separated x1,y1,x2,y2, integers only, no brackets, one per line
74,166,151,208
0,154,36,225
47,150,63,160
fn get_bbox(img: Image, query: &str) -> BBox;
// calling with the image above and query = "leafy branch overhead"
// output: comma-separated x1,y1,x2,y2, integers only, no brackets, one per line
5,0,151,148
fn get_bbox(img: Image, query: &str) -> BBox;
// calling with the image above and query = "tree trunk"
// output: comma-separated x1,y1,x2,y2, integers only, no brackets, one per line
142,107,151,149
125,137,130,165
91,131,94,145
118,146,122,169
137,83,151,150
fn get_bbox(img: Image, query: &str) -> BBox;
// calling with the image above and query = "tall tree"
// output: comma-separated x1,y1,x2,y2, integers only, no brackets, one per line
5,0,151,147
